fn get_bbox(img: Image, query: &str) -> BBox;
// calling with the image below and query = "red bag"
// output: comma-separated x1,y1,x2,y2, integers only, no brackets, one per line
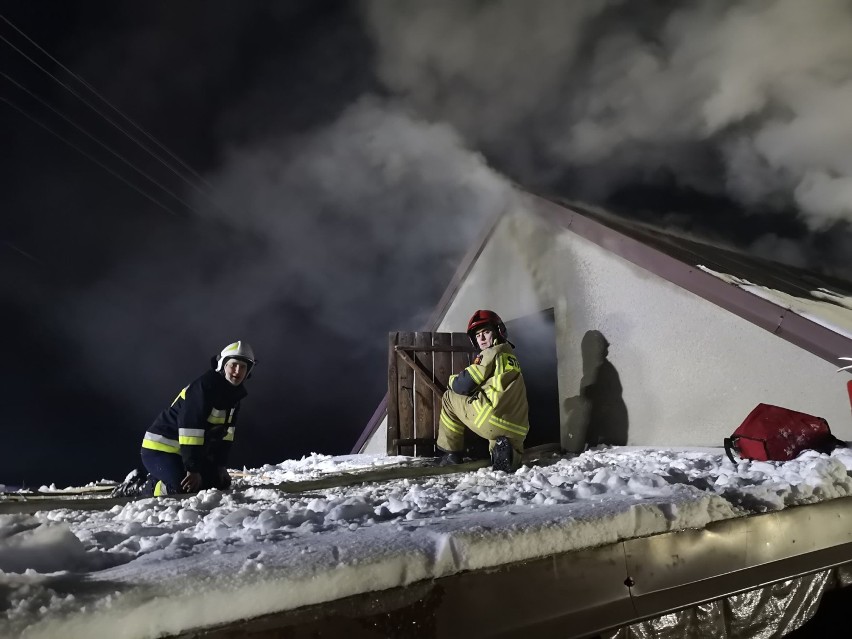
847,380,852,414
724,403,839,463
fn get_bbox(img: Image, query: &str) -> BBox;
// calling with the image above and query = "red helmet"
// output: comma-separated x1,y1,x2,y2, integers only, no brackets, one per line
467,309,507,349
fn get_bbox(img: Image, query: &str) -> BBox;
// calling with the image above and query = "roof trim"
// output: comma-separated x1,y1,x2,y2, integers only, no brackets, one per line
530,193,852,366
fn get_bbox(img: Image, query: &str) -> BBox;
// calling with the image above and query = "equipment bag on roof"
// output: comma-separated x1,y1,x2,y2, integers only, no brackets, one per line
724,403,842,463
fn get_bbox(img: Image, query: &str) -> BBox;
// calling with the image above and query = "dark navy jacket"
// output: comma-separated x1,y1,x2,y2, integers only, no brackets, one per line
141,369,247,472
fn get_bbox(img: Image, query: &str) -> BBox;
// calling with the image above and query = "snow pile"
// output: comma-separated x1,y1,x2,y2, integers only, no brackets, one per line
234,452,423,485
34,481,117,494
2,446,852,638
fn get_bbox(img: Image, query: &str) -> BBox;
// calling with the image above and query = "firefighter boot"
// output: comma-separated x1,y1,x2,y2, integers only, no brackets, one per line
491,436,513,472
439,451,463,466
111,469,149,498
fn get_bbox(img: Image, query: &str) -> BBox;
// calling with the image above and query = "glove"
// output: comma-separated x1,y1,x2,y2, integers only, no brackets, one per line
217,467,232,490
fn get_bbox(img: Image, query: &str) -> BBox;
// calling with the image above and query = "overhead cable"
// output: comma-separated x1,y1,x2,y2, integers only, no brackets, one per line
0,22,216,203
2,71,201,214
1,97,180,217
1,13,214,192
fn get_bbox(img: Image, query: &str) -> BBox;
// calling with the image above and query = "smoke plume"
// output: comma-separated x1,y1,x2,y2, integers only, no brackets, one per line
64,98,510,468
364,0,852,273
6,1,852,485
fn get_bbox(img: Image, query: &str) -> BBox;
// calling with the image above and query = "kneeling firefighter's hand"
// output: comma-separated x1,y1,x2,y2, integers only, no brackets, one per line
217,467,232,490
181,471,202,492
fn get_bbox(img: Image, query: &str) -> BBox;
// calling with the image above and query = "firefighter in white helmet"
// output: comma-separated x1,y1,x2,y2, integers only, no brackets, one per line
123,341,256,497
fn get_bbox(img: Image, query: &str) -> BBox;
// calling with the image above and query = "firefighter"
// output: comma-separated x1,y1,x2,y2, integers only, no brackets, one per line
437,310,530,471
131,340,256,497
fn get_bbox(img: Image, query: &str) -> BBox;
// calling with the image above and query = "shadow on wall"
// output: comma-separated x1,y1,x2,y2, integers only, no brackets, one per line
564,330,629,448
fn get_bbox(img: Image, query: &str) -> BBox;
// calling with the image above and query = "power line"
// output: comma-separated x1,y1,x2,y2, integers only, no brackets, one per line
0,21,217,205
2,71,202,214
0,13,216,194
1,97,181,217
3,240,44,265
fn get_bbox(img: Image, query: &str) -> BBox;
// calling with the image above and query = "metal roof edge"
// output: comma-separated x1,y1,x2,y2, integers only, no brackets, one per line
528,193,852,367
172,494,852,638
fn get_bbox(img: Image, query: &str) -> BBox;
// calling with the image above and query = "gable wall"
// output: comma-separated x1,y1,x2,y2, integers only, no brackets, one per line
362,199,852,454
440,200,852,449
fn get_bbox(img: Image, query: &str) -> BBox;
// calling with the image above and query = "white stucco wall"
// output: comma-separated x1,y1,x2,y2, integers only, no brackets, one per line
362,419,388,455
551,226,852,448
362,201,852,453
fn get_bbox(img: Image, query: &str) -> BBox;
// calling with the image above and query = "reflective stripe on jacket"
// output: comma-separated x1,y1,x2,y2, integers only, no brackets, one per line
448,342,529,437
141,368,247,472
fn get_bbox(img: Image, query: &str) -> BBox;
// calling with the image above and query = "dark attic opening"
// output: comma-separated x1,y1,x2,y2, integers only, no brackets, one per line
504,309,560,450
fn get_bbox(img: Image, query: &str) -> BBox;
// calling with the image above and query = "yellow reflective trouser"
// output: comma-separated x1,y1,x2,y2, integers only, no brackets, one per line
437,391,524,458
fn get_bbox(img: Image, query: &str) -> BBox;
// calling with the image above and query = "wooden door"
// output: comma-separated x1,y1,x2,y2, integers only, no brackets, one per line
386,332,475,456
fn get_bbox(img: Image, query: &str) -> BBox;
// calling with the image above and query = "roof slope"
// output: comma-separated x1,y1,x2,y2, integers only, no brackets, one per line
563,199,852,304
532,194,852,365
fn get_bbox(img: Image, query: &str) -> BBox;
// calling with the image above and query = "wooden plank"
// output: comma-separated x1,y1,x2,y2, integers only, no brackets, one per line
395,345,476,353
228,449,565,495
388,330,475,457
396,350,446,396
414,332,435,457
451,332,472,374
397,331,416,456
268,460,498,492
0,496,137,515
433,333,452,449
1,486,116,497
393,438,437,448
386,332,400,455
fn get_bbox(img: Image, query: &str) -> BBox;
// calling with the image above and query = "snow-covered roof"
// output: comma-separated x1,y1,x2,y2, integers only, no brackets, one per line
4,447,852,638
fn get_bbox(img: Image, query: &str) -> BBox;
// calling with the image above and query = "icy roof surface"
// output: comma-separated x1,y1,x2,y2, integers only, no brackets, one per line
3,447,852,638
698,265,852,340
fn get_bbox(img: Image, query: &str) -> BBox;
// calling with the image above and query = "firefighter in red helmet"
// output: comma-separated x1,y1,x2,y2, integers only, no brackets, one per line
437,310,530,471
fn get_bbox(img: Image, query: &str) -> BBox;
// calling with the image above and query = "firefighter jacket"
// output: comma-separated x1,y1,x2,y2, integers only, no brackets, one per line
448,342,529,439
141,369,247,472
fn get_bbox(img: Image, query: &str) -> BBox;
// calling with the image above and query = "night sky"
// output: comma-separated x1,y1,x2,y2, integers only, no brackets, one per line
3,1,852,487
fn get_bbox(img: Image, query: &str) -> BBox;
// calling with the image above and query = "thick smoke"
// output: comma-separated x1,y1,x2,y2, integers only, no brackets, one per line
200,97,507,340
3,2,514,483
7,1,852,485
364,0,852,271
65,98,510,465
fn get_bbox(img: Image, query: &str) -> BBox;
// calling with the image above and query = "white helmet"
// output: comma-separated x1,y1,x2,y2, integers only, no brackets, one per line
215,340,256,372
